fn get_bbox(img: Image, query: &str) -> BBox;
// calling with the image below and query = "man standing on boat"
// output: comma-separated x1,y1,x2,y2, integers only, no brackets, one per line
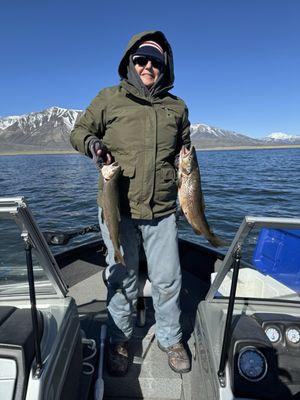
70,30,191,376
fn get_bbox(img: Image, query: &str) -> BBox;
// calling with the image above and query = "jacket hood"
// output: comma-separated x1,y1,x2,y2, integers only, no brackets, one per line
118,30,174,87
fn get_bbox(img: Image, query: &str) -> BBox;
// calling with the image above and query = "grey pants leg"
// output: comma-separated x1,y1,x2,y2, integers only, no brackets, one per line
99,208,182,347
140,213,182,347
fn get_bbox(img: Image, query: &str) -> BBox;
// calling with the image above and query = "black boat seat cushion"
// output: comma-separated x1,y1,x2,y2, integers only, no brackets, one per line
0,307,44,400
0,305,16,325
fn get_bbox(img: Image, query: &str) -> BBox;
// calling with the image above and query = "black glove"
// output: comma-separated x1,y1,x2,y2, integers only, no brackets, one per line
88,138,112,169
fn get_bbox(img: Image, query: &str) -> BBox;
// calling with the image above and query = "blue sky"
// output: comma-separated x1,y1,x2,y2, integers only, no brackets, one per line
1,0,299,138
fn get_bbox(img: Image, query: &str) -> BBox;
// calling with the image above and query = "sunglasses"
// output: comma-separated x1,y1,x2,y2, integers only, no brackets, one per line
133,56,164,70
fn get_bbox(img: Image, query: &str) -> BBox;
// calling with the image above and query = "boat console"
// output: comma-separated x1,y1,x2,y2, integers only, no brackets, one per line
193,216,300,400
229,314,290,399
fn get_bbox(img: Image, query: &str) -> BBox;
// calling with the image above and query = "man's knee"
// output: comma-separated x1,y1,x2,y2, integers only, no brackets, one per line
155,279,181,305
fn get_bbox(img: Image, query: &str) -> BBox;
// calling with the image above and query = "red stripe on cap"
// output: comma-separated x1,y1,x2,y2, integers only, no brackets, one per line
139,41,164,54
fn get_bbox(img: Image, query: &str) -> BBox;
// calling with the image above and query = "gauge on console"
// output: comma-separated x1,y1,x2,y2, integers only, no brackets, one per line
238,346,267,382
286,327,300,344
265,326,281,343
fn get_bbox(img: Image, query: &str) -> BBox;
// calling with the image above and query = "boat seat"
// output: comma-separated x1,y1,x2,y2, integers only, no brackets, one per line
0,307,44,400
0,306,17,325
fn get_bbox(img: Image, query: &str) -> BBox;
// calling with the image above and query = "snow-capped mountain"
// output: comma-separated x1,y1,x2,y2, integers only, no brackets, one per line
0,106,81,131
190,124,262,148
0,107,299,152
264,132,300,144
0,107,82,151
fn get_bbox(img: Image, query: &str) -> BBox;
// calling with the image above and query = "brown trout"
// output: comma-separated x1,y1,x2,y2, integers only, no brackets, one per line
178,146,225,247
101,162,125,265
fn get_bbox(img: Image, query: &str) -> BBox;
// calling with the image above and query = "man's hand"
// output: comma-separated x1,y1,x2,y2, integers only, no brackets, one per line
89,138,112,169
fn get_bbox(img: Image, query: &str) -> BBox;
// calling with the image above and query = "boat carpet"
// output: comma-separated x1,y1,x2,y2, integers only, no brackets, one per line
102,270,210,400
64,256,210,400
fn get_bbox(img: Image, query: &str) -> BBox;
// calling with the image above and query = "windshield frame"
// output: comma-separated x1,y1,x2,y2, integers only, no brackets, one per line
0,197,68,300
206,216,300,304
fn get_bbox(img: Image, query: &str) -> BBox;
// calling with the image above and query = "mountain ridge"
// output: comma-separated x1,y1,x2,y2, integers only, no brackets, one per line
1,107,299,152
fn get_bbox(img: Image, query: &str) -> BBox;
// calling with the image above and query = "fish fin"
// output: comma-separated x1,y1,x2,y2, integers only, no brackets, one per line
193,227,203,235
177,172,182,189
208,234,228,248
115,250,126,266
191,224,227,247
201,194,206,210
117,208,121,223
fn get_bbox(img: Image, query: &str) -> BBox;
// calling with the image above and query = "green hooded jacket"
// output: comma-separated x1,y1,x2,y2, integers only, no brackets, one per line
70,30,191,219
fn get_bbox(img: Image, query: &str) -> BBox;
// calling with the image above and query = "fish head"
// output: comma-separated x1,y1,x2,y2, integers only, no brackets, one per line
101,162,121,180
179,145,197,175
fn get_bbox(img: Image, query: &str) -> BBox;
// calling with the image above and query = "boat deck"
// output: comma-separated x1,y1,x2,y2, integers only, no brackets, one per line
56,241,213,400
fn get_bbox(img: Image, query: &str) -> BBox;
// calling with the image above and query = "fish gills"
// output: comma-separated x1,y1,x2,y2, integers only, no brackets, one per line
101,162,125,265
178,146,225,248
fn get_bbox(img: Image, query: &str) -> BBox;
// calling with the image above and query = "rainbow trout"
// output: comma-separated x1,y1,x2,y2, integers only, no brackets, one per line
101,162,125,265
178,145,225,247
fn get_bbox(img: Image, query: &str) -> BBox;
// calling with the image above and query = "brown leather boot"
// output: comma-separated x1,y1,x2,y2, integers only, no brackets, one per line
107,342,129,376
158,341,191,373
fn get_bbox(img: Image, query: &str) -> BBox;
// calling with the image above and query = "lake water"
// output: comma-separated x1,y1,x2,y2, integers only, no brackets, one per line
0,148,299,262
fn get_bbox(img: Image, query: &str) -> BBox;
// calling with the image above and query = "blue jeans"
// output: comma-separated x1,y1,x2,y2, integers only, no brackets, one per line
98,208,182,348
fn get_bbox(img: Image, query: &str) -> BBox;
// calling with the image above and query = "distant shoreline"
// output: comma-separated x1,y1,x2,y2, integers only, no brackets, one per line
0,150,77,156
0,144,300,156
196,144,300,151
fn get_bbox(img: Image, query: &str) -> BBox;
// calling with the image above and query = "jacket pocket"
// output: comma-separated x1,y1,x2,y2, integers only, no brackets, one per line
122,164,136,178
161,106,181,127
157,165,177,203
119,164,136,214
162,168,176,182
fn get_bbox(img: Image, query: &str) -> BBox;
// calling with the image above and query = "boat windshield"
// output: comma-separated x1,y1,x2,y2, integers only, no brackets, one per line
0,197,67,299
208,217,300,303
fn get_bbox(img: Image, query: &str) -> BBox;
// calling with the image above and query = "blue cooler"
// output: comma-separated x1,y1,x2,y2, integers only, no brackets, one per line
253,228,300,292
